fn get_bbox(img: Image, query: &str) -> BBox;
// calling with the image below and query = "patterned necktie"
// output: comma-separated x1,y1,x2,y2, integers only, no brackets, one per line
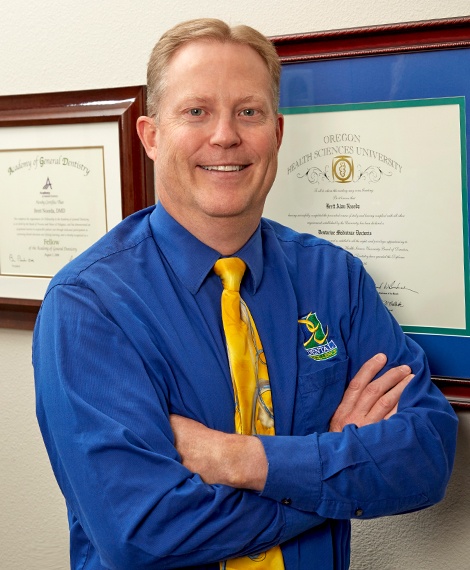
214,257,284,570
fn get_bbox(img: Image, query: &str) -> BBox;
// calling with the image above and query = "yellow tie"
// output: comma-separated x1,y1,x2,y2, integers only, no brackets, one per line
214,258,284,570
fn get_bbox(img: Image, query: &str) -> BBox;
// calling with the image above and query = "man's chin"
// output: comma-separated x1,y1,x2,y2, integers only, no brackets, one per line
200,202,262,221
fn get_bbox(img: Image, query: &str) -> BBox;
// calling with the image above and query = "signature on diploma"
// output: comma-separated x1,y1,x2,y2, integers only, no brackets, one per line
9,254,34,264
376,280,419,294
383,299,404,309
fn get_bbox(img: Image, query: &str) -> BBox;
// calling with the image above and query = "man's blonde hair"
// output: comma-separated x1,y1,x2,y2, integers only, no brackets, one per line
146,18,281,119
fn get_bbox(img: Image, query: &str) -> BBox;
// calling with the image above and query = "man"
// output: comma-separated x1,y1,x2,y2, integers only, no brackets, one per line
34,18,457,570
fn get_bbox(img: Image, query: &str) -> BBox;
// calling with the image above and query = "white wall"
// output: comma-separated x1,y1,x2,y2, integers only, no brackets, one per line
1,1,469,568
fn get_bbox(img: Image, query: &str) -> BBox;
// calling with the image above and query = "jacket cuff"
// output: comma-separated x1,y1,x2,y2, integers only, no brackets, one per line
258,434,321,512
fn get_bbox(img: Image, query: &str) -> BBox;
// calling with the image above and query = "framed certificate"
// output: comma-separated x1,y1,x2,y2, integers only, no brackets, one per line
0,86,154,329
268,17,470,407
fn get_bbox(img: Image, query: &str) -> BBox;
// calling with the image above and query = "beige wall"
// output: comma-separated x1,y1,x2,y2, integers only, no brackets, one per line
1,1,469,568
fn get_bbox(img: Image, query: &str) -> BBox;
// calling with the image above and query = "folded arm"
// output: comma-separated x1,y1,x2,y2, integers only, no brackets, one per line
170,353,414,491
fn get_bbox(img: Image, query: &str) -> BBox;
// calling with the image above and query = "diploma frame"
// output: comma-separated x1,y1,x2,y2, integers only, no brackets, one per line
0,86,154,330
271,17,470,408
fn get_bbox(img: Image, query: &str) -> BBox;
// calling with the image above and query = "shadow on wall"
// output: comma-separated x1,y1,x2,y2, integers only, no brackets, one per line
350,412,470,570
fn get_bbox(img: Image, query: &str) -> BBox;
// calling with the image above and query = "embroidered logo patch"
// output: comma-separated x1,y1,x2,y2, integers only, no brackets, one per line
298,312,338,361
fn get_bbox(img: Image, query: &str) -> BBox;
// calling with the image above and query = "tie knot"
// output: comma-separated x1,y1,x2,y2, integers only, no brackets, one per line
214,257,246,292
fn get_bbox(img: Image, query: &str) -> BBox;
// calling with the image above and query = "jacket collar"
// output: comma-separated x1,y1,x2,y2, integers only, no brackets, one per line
149,203,264,295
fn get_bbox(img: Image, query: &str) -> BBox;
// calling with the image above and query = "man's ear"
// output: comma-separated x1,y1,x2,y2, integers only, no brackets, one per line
136,116,158,161
276,113,284,151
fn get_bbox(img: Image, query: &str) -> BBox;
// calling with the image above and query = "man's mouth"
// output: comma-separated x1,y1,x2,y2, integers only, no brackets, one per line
200,165,247,171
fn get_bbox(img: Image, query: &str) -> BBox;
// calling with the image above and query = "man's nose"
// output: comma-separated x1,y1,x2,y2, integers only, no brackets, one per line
209,115,241,148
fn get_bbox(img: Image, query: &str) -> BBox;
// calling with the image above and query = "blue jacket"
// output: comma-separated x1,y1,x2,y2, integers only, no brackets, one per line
34,203,457,569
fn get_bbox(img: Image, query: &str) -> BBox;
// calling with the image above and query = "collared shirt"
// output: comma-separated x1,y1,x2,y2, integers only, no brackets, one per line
34,203,457,570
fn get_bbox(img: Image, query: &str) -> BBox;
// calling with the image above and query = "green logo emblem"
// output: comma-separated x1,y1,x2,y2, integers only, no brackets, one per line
298,312,338,361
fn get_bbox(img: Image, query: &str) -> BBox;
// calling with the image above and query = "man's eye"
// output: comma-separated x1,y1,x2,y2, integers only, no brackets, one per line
241,109,256,117
189,108,203,116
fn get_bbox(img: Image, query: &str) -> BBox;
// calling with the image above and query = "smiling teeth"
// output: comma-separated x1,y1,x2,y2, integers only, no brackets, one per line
202,165,245,171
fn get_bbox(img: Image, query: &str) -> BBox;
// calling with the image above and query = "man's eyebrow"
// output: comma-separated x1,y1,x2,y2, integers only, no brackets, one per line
237,95,268,105
178,95,212,106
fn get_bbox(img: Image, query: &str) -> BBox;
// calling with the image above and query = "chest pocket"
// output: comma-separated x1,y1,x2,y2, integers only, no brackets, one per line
294,357,349,435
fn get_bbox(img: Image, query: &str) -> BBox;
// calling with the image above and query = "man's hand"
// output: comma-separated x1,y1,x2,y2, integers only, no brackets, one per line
329,353,414,433
170,415,267,491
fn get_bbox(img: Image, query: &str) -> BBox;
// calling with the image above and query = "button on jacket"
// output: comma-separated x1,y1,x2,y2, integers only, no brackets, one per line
34,203,457,569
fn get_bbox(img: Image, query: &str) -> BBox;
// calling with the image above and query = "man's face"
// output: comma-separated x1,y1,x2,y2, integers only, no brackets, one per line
147,40,283,230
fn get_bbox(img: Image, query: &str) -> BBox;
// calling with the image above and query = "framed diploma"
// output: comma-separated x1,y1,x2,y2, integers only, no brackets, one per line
0,86,154,329
268,17,470,407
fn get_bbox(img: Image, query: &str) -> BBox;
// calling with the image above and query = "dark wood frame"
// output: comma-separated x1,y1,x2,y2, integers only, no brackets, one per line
0,86,154,330
272,16,470,62
272,17,470,409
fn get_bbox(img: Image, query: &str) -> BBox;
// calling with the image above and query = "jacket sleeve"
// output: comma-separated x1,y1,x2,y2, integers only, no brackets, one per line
33,283,323,570
259,255,458,519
